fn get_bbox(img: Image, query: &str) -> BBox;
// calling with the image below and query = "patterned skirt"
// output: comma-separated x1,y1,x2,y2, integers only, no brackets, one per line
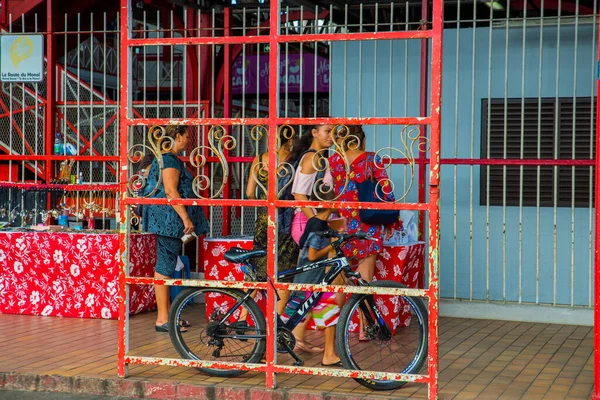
282,292,340,329
252,209,300,281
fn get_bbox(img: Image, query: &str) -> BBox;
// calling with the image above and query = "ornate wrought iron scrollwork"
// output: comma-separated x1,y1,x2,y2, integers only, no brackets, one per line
373,125,430,202
245,123,299,200
130,205,141,226
305,124,429,203
275,124,297,200
248,125,269,198
127,125,174,198
189,125,237,199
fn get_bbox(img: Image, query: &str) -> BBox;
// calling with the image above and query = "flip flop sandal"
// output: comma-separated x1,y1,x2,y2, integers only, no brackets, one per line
321,361,343,367
179,319,191,328
155,323,187,333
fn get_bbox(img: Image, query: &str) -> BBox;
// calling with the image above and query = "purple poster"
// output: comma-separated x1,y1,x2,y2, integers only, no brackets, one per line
231,53,329,95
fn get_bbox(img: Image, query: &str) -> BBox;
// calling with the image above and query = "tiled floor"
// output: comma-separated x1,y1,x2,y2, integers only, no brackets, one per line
0,312,593,399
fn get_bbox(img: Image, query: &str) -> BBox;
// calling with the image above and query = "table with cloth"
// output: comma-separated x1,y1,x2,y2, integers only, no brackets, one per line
0,230,156,319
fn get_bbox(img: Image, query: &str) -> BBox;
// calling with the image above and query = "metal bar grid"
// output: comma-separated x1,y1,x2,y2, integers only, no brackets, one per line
435,0,597,312
117,1,443,397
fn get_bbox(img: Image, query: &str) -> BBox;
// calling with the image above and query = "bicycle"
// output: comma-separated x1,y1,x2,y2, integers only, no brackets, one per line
168,230,428,391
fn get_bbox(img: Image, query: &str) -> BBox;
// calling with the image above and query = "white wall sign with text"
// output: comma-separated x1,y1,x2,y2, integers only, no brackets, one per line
0,35,44,82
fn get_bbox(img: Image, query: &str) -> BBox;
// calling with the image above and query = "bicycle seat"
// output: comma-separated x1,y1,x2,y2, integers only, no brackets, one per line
223,247,267,264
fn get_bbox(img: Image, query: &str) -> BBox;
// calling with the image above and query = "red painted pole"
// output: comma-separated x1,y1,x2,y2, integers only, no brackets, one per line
265,0,279,389
417,0,429,290
428,0,444,397
593,13,600,400
185,10,198,104
117,0,131,378
222,7,231,237
45,0,55,185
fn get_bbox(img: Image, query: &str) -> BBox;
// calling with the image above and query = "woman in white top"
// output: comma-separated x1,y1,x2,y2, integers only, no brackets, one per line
288,124,335,244
285,123,334,353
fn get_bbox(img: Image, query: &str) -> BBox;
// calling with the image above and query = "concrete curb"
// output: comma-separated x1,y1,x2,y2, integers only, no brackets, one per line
0,372,395,400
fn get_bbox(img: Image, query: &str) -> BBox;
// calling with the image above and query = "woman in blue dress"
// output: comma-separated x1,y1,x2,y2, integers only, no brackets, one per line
143,125,209,332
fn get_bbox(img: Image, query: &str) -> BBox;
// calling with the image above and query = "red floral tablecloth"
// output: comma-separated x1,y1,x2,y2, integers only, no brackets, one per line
0,232,156,319
204,237,425,332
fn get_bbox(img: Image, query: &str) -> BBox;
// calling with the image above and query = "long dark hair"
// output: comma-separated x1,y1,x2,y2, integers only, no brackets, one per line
287,124,322,165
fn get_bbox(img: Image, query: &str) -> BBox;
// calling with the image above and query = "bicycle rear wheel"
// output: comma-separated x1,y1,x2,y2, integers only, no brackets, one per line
336,280,428,391
168,287,266,377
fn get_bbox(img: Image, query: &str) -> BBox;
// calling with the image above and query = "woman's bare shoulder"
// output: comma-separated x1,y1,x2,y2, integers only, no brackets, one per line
300,152,320,172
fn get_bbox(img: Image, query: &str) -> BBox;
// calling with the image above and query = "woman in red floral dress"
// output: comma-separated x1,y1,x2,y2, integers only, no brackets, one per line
328,125,400,283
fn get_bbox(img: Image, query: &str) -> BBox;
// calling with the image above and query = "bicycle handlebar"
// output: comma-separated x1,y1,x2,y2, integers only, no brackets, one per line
315,229,376,243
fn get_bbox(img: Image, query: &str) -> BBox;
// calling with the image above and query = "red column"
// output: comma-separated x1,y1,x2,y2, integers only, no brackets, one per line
45,0,56,184
427,0,444,398
117,0,131,378
221,7,232,236
417,0,429,290
593,13,600,400
265,0,279,388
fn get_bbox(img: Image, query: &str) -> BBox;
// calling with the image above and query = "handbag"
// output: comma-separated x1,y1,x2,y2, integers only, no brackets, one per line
356,154,399,226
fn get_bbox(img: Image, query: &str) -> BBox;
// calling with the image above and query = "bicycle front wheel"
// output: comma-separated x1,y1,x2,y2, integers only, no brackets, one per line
336,280,428,391
168,287,266,377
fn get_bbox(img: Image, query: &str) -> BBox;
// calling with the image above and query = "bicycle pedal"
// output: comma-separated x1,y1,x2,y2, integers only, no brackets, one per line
293,360,304,366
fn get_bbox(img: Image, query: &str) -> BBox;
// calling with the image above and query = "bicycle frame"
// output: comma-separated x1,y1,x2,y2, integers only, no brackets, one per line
215,254,350,334
215,235,392,342
278,256,349,330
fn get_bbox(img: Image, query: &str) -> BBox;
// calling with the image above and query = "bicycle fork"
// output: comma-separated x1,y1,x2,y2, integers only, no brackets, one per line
357,291,393,341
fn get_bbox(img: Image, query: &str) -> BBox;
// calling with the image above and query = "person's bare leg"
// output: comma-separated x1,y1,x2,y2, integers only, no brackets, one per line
235,289,289,325
235,289,258,323
332,275,347,308
357,254,376,340
277,289,290,315
321,326,340,365
357,254,376,283
293,313,323,353
155,271,171,326
292,316,309,342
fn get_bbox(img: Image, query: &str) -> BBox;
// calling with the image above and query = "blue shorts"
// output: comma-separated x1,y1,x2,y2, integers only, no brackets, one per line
155,235,182,277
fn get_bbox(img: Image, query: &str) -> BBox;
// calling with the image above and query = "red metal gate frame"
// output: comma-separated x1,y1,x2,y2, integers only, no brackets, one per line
117,0,443,397
594,13,600,400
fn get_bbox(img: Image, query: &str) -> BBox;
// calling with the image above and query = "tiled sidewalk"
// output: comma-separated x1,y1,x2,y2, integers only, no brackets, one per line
0,312,593,399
